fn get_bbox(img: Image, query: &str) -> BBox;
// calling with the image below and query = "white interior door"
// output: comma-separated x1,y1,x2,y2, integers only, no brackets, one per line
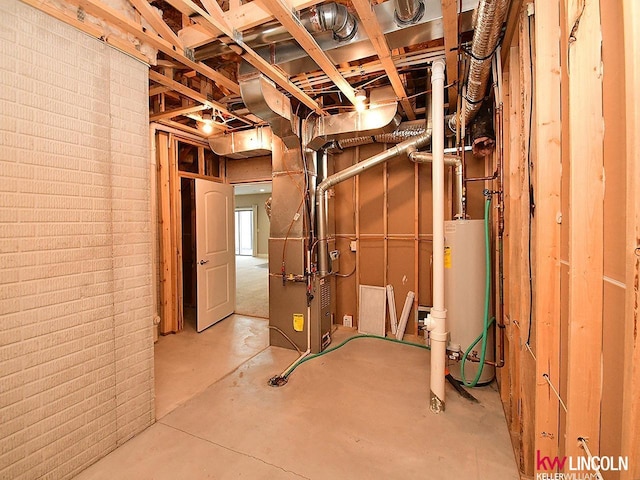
196,179,235,332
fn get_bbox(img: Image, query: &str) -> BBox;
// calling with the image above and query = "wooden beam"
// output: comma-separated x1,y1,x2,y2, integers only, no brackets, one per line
128,0,183,49
158,119,206,137
157,132,176,334
350,0,415,119
507,45,522,457
149,85,171,96
621,1,640,478
149,70,243,126
226,0,323,32
164,0,324,114
532,0,562,470
564,0,604,462
19,0,149,63
501,0,525,65
178,23,217,49
72,0,241,94
150,104,208,121
518,11,535,475
168,135,184,331
260,0,357,105
441,0,459,110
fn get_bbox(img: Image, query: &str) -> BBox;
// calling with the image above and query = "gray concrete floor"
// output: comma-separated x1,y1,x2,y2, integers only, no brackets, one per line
77,325,519,480
154,312,269,419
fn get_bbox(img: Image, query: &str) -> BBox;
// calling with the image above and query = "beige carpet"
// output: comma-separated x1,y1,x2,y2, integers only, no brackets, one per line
235,255,269,318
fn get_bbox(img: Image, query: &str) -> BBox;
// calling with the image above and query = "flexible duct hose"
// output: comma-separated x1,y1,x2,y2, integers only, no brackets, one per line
460,197,494,387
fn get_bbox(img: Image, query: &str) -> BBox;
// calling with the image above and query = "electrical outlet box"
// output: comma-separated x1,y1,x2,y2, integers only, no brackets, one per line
350,241,357,252
343,314,353,328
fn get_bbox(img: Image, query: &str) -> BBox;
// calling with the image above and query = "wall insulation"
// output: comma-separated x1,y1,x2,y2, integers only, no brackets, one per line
0,2,154,478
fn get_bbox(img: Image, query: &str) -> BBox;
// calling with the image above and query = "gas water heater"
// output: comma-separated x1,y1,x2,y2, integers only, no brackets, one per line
444,219,495,384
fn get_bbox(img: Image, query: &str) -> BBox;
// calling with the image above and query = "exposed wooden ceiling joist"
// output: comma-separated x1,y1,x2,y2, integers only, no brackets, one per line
72,0,240,95
350,0,416,119
441,0,459,109
158,119,207,136
164,0,325,115
150,85,172,96
20,0,149,63
150,103,208,121
149,70,249,126
226,0,323,33
128,0,183,49
260,0,357,105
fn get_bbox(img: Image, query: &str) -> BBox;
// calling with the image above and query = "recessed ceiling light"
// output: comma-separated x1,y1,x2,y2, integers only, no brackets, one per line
259,189,265,192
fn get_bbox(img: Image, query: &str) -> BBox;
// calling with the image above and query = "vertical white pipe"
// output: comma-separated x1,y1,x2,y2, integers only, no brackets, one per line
429,58,447,413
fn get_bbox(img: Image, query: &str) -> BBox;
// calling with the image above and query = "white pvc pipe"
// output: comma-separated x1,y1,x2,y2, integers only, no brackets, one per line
428,58,448,413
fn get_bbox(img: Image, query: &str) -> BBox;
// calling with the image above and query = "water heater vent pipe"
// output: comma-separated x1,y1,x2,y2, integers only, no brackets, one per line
424,58,447,413
409,152,463,219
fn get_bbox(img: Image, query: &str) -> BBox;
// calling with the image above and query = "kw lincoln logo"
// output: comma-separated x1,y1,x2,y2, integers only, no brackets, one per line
536,451,629,479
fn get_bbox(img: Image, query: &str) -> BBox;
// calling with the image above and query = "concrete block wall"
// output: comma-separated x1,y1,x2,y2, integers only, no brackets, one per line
0,2,154,478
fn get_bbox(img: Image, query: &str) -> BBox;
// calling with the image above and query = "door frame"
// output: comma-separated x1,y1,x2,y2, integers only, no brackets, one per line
234,206,258,256
157,131,226,334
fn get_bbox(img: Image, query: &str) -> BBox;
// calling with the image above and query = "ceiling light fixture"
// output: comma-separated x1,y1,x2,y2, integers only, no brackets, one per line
354,88,367,112
201,110,213,135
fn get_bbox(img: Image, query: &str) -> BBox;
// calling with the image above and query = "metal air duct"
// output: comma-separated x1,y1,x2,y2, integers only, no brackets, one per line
452,0,509,131
239,74,299,149
208,126,272,159
331,119,428,151
394,0,425,25
316,130,432,275
196,1,478,77
307,86,401,151
194,2,357,61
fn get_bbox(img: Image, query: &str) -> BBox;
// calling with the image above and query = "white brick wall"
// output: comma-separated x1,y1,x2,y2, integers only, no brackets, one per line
0,2,154,478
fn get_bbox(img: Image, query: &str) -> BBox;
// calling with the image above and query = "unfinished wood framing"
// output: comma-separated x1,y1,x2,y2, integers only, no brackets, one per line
621,1,640,478
518,8,535,475
165,0,324,115
441,0,459,109
564,0,604,460
350,0,416,119
260,0,357,105
532,0,562,465
158,132,177,334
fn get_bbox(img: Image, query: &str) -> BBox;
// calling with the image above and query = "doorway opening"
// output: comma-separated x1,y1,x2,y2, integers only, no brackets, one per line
233,182,271,319
154,132,269,421
235,208,256,256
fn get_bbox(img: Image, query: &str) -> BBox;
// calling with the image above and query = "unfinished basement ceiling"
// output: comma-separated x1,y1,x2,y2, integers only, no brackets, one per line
42,0,478,137
147,0,479,135
24,0,490,136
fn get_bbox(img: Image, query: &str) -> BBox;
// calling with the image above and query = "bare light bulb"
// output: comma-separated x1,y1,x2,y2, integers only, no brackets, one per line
354,88,366,112
202,122,213,135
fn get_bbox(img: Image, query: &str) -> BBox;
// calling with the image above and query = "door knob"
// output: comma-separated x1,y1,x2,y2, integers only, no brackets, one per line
198,260,209,265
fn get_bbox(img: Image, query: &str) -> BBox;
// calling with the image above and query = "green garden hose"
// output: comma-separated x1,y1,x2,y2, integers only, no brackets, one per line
282,334,430,380
459,196,493,387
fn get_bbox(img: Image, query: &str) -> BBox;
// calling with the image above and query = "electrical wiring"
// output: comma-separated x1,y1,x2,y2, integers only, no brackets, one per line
268,326,302,354
525,14,535,347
